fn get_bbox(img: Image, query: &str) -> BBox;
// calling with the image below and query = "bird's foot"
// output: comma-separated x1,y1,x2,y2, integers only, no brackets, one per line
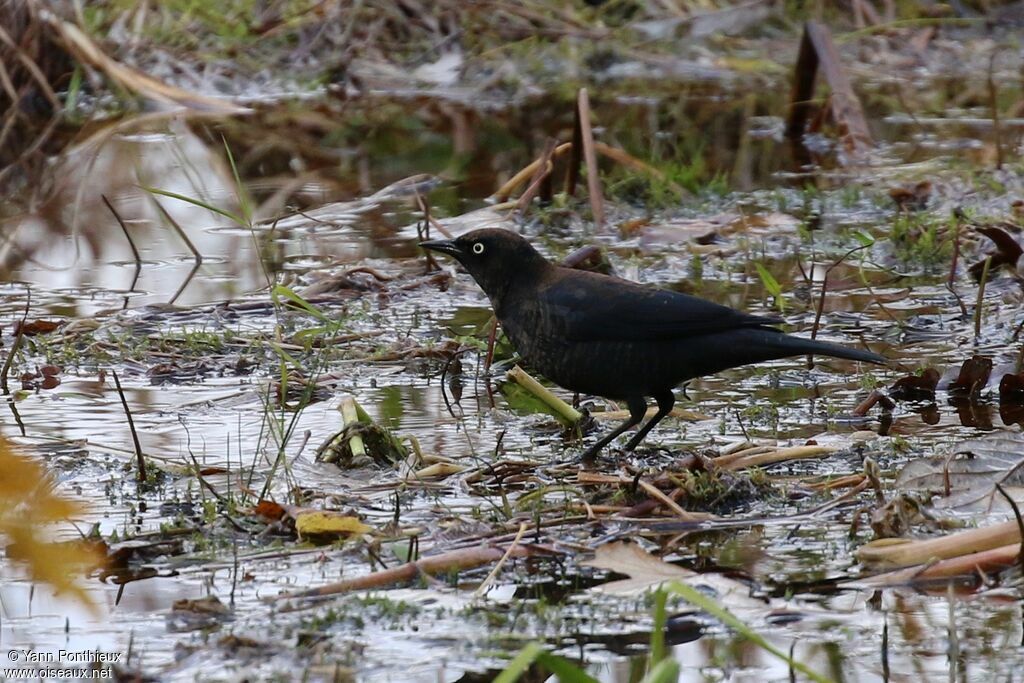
621,439,641,452
574,441,613,465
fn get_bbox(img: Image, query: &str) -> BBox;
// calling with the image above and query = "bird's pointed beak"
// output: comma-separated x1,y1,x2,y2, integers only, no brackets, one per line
419,239,461,258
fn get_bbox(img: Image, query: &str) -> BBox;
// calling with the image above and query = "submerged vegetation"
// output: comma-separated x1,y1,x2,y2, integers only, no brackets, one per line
1,0,1024,681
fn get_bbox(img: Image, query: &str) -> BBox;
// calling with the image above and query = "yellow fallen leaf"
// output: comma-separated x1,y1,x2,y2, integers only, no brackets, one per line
294,511,371,541
0,436,101,610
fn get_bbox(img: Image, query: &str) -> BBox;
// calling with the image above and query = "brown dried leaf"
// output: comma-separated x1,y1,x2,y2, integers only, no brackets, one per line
888,181,931,211
896,432,1024,512
253,500,286,520
14,319,61,336
173,595,230,615
1000,372,1024,404
582,541,693,594
888,368,939,401
949,356,993,397
969,225,1023,280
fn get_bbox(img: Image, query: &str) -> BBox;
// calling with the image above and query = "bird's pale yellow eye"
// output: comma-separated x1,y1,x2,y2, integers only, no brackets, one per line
472,242,485,255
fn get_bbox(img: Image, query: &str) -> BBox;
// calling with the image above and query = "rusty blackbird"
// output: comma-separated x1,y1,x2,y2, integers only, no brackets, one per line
421,228,885,460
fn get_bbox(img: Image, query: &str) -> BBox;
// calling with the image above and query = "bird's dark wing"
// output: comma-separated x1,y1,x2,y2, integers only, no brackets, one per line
540,268,780,342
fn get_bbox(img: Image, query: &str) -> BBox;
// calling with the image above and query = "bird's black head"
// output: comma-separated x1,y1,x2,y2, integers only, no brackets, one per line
419,228,550,304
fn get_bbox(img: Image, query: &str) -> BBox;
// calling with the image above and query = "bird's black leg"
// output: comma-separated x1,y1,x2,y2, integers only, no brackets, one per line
579,395,647,461
622,389,675,452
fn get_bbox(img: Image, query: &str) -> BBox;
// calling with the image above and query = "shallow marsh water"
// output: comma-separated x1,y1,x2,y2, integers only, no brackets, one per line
2,18,1024,683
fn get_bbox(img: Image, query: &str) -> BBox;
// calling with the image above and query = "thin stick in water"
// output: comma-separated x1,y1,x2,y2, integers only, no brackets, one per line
102,194,142,303
577,88,605,230
112,369,147,483
0,291,29,396
974,256,991,340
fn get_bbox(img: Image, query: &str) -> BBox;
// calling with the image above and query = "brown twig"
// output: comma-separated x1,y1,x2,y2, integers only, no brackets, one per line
987,48,1004,170
947,209,968,317
152,198,202,265
151,198,203,305
414,190,452,239
577,88,605,229
0,291,30,395
514,138,557,213
974,256,992,340
809,243,872,359
566,94,583,197
786,21,873,159
271,544,545,601
102,194,142,304
111,369,147,483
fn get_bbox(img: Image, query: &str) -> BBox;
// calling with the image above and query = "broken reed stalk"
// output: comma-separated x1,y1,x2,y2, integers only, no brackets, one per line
45,16,248,114
861,543,1022,585
339,396,366,459
483,316,499,374
506,365,583,425
856,519,1021,567
946,210,968,317
987,48,1004,170
273,544,537,600
495,142,572,201
576,88,605,229
474,522,528,597
786,21,873,158
566,97,583,196
494,140,678,202
594,142,686,196
514,138,558,213
715,444,838,471
637,479,698,521
111,369,147,483
994,482,1024,579
483,317,499,409
973,256,991,340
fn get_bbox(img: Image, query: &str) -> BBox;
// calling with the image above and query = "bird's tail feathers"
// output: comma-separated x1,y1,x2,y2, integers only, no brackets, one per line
762,332,886,365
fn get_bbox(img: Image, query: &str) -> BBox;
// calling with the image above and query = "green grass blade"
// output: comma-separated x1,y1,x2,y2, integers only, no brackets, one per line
493,643,545,683
493,644,598,683
222,137,253,225
535,653,599,682
271,285,329,322
268,342,301,370
143,186,247,227
650,588,667,667
853,230,875,247
638,658,680,683
65,65,82,115
665,580,835,683
754,262,785,313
